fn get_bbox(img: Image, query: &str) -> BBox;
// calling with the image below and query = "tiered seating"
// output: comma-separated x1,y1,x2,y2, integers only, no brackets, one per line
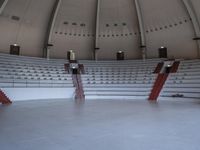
79,59,161,100
0,53,74,88
159,59,200,100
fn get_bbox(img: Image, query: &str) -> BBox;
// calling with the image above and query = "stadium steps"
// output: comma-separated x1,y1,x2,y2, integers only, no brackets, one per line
72,75,85,100
170,61,180,73
153,62,164,73
149,74,169,101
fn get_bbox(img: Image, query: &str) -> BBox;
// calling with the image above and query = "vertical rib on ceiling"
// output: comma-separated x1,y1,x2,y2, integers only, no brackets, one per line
134,0,147,60
0,0,8,15
43,0,62,58
94,0,101,60
181,0,200,58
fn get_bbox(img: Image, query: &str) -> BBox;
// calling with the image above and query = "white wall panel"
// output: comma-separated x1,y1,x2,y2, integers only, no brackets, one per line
2,88,75,101
140,0,198,59
0,0,55,57
98,0,140,60
51,0,96,60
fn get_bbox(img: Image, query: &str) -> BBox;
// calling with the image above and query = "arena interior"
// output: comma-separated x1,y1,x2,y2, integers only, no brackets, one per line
0,0,200,150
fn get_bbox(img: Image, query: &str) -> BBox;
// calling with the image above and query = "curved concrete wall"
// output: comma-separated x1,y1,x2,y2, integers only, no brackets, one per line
140,0,198,59
97,0,140,60
0,0,199,59
0,0,55,57
50,0,96,60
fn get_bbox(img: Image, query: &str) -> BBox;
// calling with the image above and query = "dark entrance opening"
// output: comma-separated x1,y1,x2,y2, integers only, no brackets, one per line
116,51,124,60
10,44,20,55
159,47,167,58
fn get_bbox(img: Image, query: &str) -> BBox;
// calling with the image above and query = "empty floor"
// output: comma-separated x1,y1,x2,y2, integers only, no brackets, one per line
0,99,200,150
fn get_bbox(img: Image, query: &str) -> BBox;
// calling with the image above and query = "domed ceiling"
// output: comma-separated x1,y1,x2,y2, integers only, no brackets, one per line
0,0,200,60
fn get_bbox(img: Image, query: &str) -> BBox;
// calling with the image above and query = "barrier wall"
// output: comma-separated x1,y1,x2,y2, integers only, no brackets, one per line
2,88,75,101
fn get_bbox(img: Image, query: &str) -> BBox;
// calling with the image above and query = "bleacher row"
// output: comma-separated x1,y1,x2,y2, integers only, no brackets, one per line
0,52,199,101
79,59,161,100
0,53,74,88
159,59,200,100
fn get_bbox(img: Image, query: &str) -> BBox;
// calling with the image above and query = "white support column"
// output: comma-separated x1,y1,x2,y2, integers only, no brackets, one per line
134,0,147,60
181,0,200,58
43,0,62,58
0,0,8,15
94,0,101,61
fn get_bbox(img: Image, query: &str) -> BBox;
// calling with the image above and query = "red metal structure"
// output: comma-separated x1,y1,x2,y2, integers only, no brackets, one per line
0,90,12,105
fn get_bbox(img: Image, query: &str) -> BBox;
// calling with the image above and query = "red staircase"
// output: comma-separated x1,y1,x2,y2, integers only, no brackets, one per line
65,61,85,100
64,64,70,73
72,75,85,100
153,62,164,73
149,61,180,101
148,74,169,101
78,64,85,74
170,61,180,73
76,75,85,99
0,90,12,105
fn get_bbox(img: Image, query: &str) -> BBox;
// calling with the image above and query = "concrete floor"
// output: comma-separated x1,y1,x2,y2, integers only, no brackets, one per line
0,99,200,150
